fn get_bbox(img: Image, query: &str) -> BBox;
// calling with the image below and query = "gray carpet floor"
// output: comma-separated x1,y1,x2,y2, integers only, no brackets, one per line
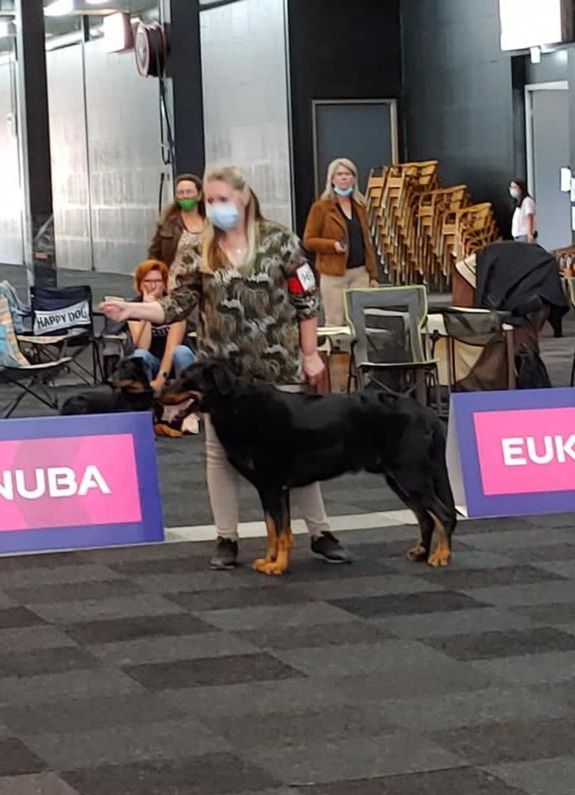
2,517,575,794
0,264,574,793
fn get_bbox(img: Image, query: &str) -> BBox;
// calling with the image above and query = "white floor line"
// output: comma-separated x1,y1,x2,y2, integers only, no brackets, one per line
165,509,423,544
0,509,465,558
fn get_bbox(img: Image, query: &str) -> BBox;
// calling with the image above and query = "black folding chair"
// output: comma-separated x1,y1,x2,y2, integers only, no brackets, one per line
0,296,71,418
19,285,103,384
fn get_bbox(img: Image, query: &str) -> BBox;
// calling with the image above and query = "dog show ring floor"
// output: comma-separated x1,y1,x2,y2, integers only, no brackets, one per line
1,265,575,792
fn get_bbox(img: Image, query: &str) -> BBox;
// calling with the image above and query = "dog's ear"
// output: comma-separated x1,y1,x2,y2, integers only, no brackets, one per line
206,362,235,395
132,358,149,379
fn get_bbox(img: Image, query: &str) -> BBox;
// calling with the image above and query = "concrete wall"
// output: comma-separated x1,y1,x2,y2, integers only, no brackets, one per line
401,0,515,232
200,0,293,227
287,0,402,233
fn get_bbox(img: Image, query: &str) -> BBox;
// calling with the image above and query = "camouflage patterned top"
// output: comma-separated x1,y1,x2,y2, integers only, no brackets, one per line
160,220,320,385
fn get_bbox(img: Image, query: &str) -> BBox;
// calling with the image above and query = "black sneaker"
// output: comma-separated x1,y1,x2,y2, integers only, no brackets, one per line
311,531,352,564
209,538,238,570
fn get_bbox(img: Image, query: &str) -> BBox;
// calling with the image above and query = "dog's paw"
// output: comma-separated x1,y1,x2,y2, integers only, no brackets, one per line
154,423,183,438
252,556,275,567
407,544,429,562
427,547,451,567
252,558,287,576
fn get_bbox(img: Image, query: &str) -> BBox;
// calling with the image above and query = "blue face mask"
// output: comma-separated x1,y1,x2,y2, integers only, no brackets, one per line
207,202,241,231
509,187,520,200
334,186,354,197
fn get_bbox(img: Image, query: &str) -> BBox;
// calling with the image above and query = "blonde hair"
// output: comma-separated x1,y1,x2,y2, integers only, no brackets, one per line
321,157,365,205
202,166,260,271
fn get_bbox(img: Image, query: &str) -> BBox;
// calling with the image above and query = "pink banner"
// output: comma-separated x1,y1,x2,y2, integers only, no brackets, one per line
0,434,142,533
474,407,575,496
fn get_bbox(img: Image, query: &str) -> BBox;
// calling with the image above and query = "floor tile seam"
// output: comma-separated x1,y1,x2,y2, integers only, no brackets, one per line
297,763,529,790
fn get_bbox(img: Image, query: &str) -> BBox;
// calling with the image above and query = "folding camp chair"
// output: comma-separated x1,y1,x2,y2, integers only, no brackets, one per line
344,286,440,409
19,285,103,384
0,296,71,418
440,308,515,392
0,280,31,334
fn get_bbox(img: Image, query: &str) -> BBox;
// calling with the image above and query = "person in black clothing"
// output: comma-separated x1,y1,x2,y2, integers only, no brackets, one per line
129,259,195,392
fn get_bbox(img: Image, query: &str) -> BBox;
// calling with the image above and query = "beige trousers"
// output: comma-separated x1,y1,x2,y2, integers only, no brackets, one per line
320,267,370,327
204,415,330,540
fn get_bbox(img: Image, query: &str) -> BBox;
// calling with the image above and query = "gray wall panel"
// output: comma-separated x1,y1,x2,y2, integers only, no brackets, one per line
46,45,92,271
401,0,514,232
84,39,163,274
531,89,571,250
526,49,569,85
200,0,293,227
0,59,23,265
287,0,402,233
313,102,395,195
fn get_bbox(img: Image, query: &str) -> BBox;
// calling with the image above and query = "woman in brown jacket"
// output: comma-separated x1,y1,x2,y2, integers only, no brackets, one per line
304,158,378,326
148,173,205,288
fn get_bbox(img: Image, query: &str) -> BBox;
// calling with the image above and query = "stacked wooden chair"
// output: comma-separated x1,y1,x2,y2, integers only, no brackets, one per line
365,162,500,292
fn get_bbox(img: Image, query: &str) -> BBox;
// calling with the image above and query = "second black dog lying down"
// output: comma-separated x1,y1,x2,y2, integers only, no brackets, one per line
162,361,457,575
60,357,156,415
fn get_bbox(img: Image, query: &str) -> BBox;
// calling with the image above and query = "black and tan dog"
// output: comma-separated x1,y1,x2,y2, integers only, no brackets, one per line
162,361,456,576
60,356,156,415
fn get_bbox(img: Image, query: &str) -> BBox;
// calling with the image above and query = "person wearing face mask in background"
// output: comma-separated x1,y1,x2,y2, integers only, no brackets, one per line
304,158,378,327
101,165,351,571
509,179,563,337
509,179,537,244
148,173,205,286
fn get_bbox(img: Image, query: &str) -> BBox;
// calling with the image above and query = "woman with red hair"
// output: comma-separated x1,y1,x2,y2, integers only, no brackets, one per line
129,259,195,390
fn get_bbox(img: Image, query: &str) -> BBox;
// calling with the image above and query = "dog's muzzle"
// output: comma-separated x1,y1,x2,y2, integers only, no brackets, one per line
159,386,203,408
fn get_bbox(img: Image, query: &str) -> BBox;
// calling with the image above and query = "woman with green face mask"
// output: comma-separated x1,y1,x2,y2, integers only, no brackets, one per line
148,173,205,288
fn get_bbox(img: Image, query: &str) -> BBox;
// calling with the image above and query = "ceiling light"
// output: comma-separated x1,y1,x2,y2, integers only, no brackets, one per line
45,0,74,17
499,0,566,51
85,0,110,4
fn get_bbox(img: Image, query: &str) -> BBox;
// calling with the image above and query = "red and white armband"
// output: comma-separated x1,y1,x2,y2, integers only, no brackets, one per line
287,264,316,294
